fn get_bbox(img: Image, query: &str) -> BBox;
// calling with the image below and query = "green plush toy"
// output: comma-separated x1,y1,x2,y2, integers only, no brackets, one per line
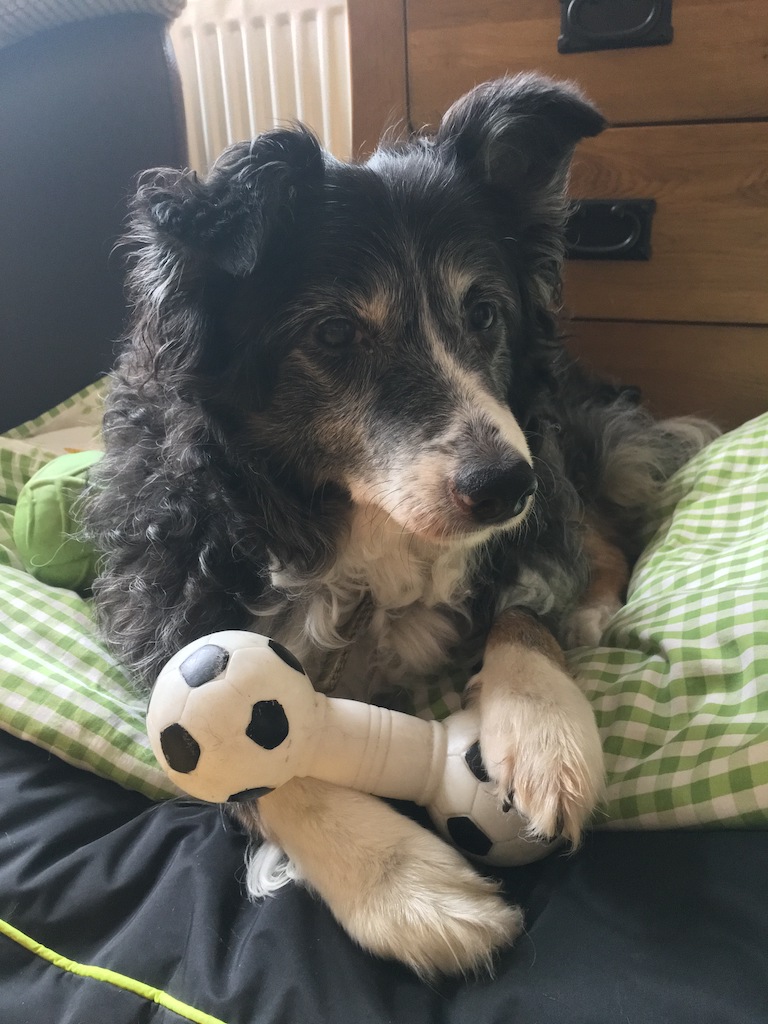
13,450,103,592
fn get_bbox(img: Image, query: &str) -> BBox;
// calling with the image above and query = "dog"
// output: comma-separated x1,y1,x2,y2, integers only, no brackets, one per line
85,74,716,977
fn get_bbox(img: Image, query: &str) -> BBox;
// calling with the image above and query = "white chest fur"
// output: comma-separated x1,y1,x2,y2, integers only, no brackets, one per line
257,505,476,698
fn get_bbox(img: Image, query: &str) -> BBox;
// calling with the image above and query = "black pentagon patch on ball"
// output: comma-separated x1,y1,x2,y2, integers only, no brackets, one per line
227,786,275,803
246,700,290,749
446,816,494,857
268,639,306,675
160,723,201,774
464,740,490,784
179,644,230,687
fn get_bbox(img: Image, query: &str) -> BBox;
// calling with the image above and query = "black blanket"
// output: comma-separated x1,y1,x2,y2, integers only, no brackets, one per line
1,730,766,1024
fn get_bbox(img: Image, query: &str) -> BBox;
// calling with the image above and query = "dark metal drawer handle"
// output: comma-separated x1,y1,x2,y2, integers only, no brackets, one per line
558,0,673,54
566,200,656,261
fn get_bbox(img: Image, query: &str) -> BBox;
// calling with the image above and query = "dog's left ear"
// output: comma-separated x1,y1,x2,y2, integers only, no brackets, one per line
435,74,605,198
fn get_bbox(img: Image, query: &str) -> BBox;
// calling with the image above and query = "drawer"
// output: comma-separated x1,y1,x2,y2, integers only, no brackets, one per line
407,0,768,128
566,321,768,428
563,122,768,325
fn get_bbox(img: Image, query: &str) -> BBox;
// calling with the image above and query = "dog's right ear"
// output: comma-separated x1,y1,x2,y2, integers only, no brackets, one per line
135,126,324,277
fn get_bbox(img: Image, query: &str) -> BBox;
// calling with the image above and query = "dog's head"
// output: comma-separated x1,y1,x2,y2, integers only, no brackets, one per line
126,75,603,548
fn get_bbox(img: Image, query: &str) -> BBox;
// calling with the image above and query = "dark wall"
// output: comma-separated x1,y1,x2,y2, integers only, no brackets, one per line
0,14,188,431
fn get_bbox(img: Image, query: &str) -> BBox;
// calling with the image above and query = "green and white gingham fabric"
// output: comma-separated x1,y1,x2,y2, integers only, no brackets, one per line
567,414,768,829
0,382,179,800
0,385,767,825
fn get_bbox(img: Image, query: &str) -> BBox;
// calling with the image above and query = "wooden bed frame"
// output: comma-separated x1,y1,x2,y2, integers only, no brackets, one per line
346,0,768,430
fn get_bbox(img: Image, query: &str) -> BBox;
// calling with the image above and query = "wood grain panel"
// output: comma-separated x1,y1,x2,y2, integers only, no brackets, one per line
566,321,768,429
407,0,768,128
348,0,408,156
563,122,768,324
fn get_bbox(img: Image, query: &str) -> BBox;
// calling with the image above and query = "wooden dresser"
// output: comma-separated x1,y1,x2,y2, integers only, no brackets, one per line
347,0,768,428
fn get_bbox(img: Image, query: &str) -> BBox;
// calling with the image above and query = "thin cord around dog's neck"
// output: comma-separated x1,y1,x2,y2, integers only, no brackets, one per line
316,593,375,693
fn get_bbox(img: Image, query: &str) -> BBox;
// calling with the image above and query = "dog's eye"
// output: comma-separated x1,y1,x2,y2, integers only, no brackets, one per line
466,301,497,332
316,317,360,349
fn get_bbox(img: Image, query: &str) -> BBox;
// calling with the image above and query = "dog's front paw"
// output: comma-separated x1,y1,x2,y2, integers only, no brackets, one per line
255,779,521,978
476,666,605,844
343,826,523,978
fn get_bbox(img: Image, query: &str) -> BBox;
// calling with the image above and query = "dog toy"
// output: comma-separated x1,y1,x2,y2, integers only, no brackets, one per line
147,630,561,867
13,450,102,591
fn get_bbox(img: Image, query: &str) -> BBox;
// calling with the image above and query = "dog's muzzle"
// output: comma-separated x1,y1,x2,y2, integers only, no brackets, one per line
450,459,537,526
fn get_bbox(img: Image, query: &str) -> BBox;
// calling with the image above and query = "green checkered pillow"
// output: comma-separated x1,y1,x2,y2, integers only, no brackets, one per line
0,385,767,826
567,413,768,828
0,382,178,800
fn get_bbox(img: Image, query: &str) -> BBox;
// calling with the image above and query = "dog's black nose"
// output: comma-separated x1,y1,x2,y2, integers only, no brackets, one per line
451,460,537,525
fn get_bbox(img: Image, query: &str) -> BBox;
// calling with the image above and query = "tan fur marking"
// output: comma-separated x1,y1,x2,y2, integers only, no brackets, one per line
580,521,630,608
485,608,567,669
354,289,396,327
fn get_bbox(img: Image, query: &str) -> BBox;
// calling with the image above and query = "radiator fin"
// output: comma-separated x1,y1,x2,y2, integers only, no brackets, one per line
171,0,351,171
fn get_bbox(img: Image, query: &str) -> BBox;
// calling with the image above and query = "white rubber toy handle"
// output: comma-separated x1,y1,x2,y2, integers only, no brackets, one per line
300,696,448,805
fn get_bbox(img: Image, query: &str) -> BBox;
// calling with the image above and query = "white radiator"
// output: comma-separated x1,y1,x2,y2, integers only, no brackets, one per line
170,0,352,172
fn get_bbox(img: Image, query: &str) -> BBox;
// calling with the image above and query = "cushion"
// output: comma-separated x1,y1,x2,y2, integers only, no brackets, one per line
3,728,768,1024
569,414,768,828
0,382,178,800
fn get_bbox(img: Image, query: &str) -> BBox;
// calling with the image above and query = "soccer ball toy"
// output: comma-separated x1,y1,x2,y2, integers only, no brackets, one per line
147,631,562,867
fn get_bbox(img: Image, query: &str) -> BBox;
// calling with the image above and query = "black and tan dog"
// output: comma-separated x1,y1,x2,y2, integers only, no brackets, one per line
86,74,715,976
